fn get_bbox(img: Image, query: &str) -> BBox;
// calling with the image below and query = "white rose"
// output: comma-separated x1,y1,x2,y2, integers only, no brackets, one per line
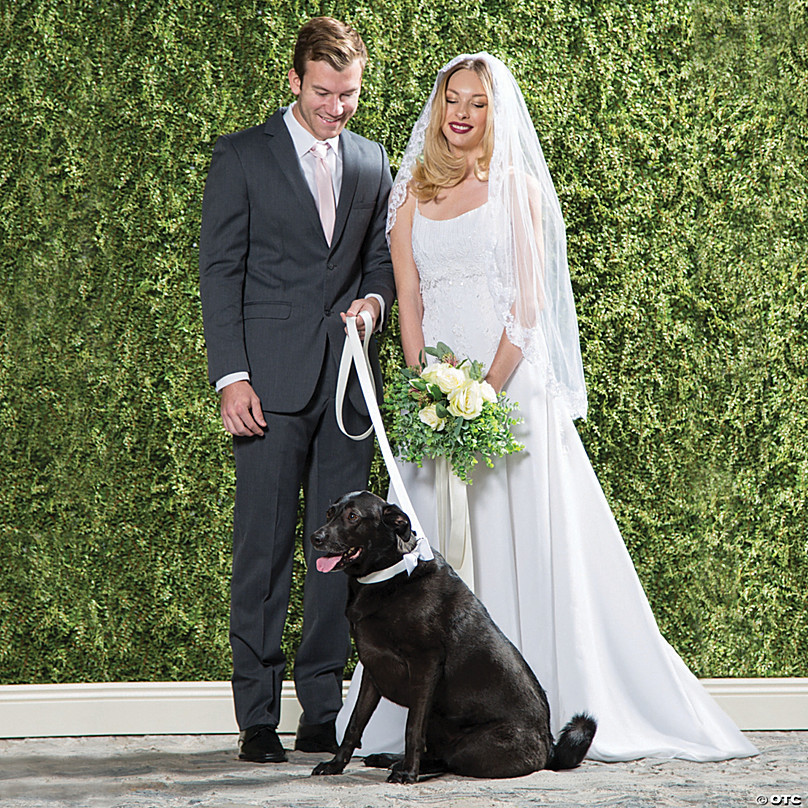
418,403,446,431
480,380,498,404
421,362,466,394
433,364,467,394
447,379,484,420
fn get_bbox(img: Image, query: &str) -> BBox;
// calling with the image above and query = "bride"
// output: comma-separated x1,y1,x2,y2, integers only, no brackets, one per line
337,52,757,763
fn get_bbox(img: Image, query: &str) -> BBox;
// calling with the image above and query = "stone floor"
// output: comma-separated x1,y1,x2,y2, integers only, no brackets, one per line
1,731,806,808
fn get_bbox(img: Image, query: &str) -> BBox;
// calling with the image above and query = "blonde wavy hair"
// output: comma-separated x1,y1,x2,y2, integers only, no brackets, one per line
411,59,494,202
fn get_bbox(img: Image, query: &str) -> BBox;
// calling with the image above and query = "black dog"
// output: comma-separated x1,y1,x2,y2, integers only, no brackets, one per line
310,491,596,783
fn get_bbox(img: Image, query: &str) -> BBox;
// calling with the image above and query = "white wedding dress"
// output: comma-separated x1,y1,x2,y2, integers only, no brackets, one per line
338,202,757,762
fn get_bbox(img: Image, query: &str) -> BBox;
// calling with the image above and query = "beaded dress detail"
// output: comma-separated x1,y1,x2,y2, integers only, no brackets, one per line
412,203,501,362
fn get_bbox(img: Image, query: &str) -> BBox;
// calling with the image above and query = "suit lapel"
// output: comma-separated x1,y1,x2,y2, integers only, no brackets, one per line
332,130,359,250
263,110,324,241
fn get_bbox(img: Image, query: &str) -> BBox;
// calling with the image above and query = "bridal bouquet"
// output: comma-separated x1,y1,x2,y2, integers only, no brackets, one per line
384,343,524,484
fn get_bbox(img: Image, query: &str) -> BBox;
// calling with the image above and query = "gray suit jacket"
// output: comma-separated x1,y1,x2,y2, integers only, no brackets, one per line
199,109,395,413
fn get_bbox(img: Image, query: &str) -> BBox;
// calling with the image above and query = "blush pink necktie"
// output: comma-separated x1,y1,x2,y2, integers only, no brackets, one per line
311,141,336,245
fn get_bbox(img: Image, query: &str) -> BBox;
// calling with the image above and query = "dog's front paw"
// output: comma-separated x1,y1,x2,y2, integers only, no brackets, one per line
387,763,418,784
312,758,346,776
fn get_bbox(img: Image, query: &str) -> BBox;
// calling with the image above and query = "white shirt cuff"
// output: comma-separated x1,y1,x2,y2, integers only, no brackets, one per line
365,293,385,332
215,371,250,393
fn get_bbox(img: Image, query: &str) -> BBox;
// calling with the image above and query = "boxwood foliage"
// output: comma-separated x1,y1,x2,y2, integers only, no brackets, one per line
0,0,805,684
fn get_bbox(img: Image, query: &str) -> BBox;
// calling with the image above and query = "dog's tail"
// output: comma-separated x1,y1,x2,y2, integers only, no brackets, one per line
546,713,597,770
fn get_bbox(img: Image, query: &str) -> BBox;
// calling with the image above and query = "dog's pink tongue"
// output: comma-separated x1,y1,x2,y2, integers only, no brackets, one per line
316,555,342,573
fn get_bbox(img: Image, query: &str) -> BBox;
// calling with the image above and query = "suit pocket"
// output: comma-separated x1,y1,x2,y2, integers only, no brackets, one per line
243,301,292,320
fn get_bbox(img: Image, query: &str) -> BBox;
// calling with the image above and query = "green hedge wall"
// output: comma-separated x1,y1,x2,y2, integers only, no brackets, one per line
1,0,805,684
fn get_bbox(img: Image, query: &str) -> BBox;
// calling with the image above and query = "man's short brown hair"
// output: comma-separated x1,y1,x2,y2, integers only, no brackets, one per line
293,17,367,79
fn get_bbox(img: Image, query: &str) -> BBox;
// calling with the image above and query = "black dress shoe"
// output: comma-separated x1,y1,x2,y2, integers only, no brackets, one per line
238,725,288,763
294,718,338,753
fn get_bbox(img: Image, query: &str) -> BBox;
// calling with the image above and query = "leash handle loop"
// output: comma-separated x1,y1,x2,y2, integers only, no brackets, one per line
335,311,374,441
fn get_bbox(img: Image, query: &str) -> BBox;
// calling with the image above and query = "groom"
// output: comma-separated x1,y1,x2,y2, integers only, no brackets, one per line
199,17,395,763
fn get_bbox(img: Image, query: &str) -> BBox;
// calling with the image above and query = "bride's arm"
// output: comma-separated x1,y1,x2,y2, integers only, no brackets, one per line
389,189,426,368
486,176,548,393
485,331,522,393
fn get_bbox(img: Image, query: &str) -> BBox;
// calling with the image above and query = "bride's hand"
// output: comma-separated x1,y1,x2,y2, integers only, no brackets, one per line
484,373,505,395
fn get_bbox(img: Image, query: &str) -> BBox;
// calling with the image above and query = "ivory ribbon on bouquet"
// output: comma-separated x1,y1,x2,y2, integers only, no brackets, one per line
435,457,473,584
335,312,433,571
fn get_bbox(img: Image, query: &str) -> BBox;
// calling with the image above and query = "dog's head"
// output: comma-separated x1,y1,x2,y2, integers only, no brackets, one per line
310,491,418,578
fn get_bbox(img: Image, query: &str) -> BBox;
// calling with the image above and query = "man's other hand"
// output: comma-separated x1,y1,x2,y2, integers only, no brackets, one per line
220,381,267,437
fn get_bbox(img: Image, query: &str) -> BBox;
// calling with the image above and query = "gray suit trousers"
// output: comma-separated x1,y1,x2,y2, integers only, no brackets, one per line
229,343,374,730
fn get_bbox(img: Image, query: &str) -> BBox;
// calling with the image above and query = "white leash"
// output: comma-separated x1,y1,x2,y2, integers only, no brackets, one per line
335,313,374,441
335,312,434,578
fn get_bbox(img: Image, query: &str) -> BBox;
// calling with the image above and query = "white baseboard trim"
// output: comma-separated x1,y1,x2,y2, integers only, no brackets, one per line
700,677,808,734
0,678,806,738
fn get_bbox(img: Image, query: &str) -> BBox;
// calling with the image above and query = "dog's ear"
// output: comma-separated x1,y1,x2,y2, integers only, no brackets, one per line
382,504,417,554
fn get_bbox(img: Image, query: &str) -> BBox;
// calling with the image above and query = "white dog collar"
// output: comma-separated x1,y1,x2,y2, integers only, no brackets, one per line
356,536,433,585
357,559,409,585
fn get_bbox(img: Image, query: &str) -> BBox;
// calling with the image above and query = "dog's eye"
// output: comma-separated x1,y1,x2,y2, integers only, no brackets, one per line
347,511,358,521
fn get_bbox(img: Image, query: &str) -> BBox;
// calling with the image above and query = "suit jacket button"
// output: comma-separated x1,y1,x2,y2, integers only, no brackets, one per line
327,263,335,271
324,309,331,316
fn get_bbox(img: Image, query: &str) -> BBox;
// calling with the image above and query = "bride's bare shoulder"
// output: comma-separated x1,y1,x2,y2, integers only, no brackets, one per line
395,183,418,217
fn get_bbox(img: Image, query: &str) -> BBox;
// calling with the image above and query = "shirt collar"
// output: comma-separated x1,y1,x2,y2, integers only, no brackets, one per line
284,103,340,159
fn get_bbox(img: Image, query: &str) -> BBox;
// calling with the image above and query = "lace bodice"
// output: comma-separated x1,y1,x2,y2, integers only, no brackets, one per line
412,203,502,366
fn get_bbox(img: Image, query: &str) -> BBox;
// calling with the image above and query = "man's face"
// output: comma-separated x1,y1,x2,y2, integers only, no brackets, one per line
288,58,363,141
